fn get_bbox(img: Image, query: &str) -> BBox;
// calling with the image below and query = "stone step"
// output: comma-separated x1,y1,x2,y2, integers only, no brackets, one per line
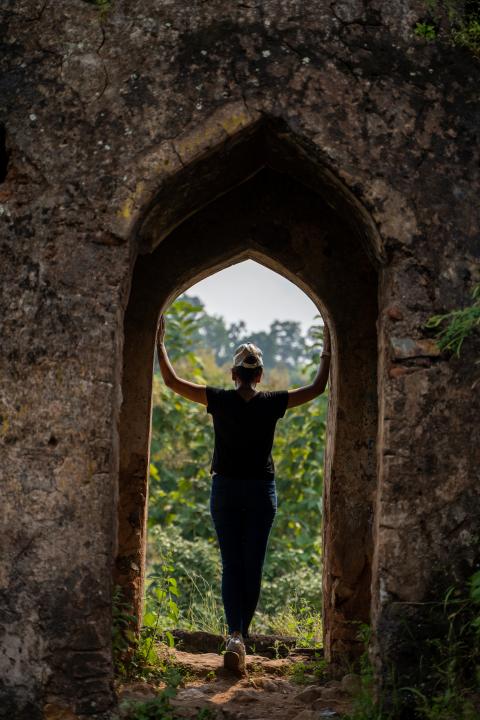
170,629,319,658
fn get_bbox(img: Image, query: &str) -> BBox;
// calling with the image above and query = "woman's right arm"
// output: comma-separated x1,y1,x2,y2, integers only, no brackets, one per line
156,316,208,406
286,324,331,409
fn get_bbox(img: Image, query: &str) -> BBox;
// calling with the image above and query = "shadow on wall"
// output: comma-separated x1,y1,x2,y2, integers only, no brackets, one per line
0,123,10,183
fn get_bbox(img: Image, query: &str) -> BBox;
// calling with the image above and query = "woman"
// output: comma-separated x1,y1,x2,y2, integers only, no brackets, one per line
156,315,331,673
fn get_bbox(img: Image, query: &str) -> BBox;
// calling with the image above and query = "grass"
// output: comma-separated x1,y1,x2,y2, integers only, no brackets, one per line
257,599,323,647
426,284,480,356
288,652,328,685
144,553,323,648
179,569,227,636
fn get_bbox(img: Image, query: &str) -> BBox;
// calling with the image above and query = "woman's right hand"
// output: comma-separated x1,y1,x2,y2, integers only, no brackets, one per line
156,312,207,405
322,323,331,353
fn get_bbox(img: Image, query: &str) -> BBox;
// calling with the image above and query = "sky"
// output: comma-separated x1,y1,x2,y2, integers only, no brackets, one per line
188,260,320,334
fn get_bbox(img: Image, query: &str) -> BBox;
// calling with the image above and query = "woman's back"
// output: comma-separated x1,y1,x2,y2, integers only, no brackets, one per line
206,388,288,479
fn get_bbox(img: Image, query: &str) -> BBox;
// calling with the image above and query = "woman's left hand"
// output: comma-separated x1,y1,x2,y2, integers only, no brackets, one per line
157,314,166,343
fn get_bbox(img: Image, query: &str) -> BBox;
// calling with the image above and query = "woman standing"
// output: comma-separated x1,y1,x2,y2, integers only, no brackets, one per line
156,315,331,673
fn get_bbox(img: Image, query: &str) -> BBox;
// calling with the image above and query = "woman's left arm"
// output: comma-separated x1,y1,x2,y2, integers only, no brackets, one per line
286,324,331,409
156,316,208,406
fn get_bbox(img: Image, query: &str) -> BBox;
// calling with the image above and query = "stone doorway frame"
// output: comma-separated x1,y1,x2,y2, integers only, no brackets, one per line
115,115,383,661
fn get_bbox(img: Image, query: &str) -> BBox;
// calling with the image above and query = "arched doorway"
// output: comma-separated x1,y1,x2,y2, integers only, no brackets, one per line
116,119,380,661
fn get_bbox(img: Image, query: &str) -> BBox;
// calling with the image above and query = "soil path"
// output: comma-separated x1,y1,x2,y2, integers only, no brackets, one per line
117,633,356,720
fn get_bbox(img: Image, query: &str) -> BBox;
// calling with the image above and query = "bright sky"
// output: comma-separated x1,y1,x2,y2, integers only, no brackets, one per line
188,260,320,333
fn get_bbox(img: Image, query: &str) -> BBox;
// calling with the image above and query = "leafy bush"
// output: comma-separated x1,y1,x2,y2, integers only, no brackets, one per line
259,598,322,646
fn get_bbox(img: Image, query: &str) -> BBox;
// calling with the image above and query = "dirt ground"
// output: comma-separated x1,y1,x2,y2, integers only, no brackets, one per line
117,633,357,719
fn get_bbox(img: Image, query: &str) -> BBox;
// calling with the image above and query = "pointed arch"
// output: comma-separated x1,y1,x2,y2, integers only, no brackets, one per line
116,116,382,661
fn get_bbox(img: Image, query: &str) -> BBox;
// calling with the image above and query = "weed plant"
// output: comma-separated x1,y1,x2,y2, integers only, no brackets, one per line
426,284,480,356
414,1,480,57
288,652,328,685
112,560,184,682
414,21,438,39
118,665,193,720
112,585,139,677
144,558,181,650
343,625,396,720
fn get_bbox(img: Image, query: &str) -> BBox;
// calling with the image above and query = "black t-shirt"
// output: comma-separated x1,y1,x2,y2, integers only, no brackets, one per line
206,387,289,479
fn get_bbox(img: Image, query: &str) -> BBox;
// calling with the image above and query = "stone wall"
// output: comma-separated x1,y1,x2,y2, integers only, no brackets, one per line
1,0,479,717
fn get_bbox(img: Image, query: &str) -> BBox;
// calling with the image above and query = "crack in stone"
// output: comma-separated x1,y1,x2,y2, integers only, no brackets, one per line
0,0,50,23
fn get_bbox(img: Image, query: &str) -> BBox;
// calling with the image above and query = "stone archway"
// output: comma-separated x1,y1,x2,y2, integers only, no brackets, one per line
115,119,380,661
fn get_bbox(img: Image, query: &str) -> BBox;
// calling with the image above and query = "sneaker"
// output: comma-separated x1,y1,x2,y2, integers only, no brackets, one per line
224,633,246,674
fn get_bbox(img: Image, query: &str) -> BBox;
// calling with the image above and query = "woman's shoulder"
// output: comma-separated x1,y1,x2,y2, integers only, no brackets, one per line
206,386,236,414
259,390,288,399
206,386,236,401
258,390,289,418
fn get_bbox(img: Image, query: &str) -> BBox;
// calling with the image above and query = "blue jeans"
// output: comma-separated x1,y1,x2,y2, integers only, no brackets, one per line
209,473,277,637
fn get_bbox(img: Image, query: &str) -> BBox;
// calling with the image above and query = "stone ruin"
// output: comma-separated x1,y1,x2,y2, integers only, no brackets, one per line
1,0,479,717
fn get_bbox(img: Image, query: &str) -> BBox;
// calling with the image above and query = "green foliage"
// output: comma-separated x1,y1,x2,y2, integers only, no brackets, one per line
82,0,112,19
119,669,183,720
120,686,216,720
120,692,177,720
143,556,181,654
195,710,216,720
452,18,480,54
257,593,322,644
148,511,323,638
83,0,111,7
414,22,438,39
288,652,328,684
416,1,480,56
426,284,480,355
148,528,226,635
121,674,214,720
119,626,192,686
161,298,206,364
112,585,138,677
113,560,185,683
343,625,395,720
402,572,480,720
344,573,480,720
